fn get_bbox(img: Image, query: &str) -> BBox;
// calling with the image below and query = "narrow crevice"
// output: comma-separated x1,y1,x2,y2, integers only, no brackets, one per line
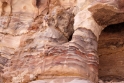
68,34,73,41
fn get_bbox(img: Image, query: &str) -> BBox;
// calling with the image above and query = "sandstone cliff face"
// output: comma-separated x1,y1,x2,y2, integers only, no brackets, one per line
0,0,124,83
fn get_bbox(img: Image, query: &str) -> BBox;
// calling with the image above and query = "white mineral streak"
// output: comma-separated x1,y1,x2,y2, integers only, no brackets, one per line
30,79,93,83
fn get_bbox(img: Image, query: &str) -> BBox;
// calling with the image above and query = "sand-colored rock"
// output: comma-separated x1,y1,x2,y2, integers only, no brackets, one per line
0,0,123,83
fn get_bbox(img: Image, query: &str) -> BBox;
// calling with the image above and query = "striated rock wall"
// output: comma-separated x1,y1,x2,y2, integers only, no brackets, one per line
0,0,123,83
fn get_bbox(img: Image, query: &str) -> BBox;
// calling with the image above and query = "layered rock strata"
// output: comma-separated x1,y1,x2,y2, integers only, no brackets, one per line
0,0,123,83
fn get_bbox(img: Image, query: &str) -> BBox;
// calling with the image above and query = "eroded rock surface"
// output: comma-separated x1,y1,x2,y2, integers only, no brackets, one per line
0,0,123,83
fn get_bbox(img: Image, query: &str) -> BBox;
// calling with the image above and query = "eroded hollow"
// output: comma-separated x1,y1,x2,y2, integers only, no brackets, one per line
2,2,8,15
98,22,124,82
36,0,42,8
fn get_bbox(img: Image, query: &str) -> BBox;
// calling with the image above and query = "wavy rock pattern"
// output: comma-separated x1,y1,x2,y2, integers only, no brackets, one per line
0,0,123,83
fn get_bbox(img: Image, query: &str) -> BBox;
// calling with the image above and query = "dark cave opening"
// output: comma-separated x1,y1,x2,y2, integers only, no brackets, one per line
98,22,124,82
103,22,124,33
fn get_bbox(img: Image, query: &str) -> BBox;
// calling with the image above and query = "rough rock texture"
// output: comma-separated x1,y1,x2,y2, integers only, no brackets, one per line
0,0,123,83
98,22,124,83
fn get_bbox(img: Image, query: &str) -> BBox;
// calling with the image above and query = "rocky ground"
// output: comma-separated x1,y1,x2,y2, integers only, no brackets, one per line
98,22,124,83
